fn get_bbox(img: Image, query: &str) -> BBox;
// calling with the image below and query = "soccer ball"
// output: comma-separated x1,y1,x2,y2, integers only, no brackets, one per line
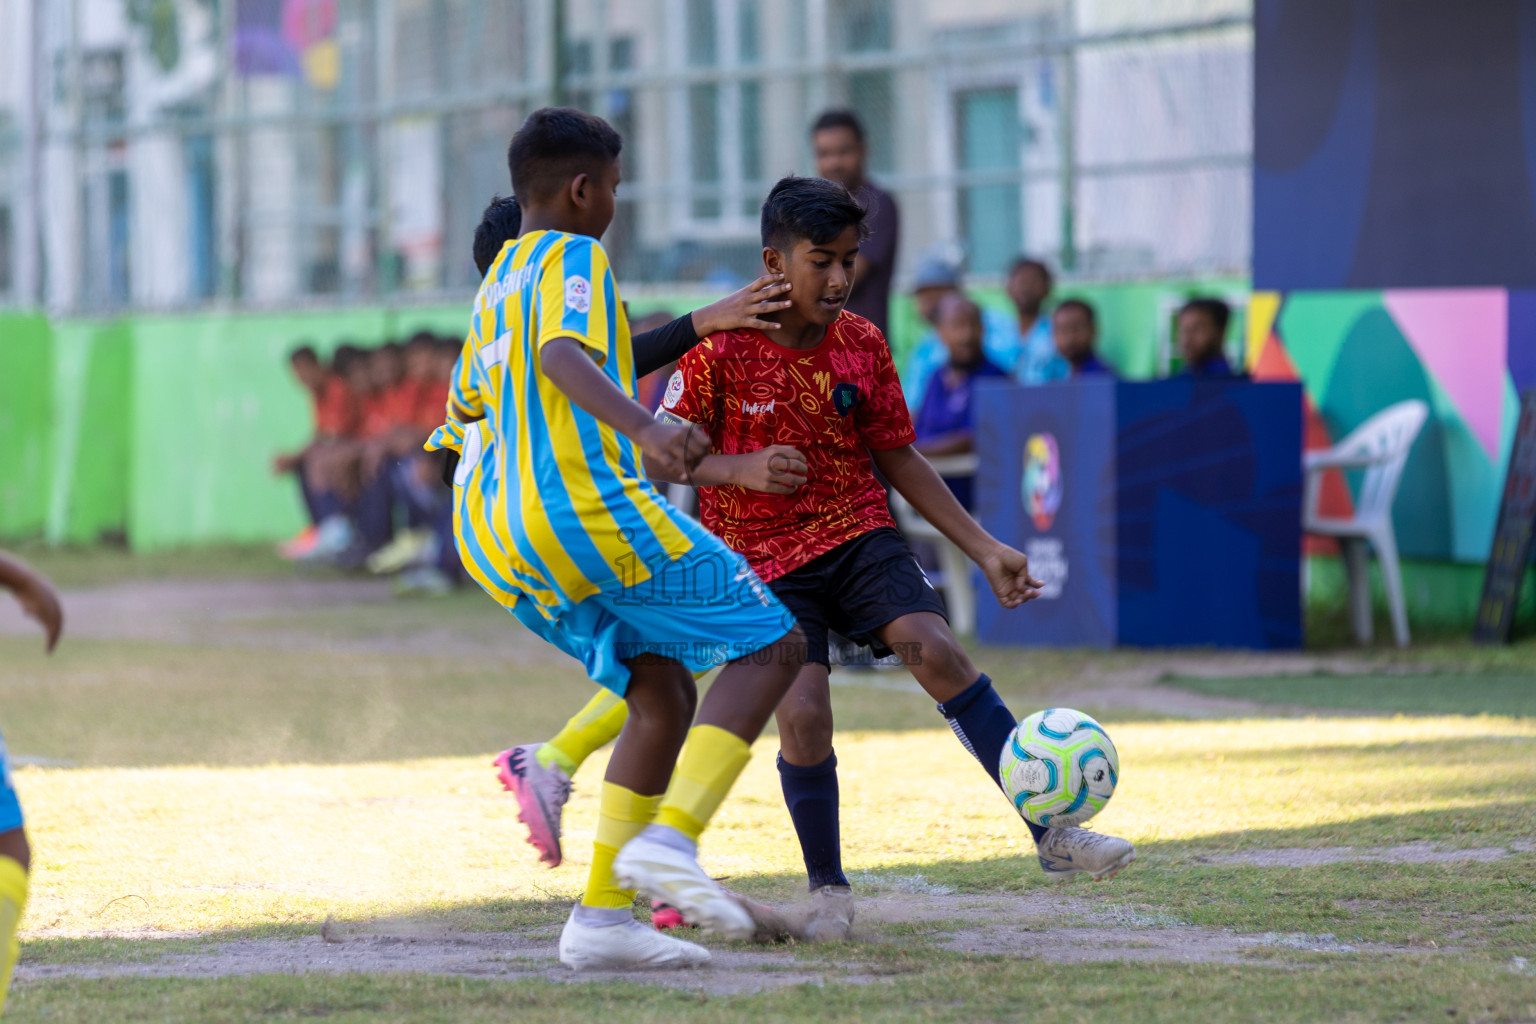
999,708,1119,829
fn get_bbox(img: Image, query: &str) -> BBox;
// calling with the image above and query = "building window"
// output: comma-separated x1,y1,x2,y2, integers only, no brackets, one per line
957,87,1023,276
689,84,722,220
185,133,218,300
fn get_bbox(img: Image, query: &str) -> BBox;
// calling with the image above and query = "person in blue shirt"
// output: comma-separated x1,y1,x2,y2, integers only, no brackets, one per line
1053,299,1115,378
1176,298,1243,379
901,258,1024,407
913,293,1009,509
1007,257,1070,385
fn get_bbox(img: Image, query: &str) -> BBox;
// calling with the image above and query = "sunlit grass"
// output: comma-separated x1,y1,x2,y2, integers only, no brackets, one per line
18,715,1535,937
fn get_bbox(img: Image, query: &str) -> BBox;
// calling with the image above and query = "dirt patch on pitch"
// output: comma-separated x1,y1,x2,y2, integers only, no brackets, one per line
19,890,1438,990
17,923,878,995
1058,654,1435,719
0,577,551,659
1197,842,1535,868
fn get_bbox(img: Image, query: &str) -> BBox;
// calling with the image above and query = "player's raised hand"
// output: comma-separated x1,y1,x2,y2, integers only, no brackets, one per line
0,552,63,653
692,274,793,335
639,419,712,483
979,544,1044,609
735,445,807,494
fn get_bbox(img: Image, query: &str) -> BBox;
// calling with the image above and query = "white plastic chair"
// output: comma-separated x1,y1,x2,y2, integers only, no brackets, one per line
891,454,979,637
1303,400,1429,648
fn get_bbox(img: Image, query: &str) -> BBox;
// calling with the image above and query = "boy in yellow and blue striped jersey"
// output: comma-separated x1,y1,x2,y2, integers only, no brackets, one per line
0,552,62,1015
425,108,806,972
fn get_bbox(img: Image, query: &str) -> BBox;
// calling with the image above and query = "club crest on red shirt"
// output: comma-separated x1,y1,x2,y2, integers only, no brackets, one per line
832,382,860,417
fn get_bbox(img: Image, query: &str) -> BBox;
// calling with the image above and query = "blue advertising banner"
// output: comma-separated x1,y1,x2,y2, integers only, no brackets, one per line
975,379,1118,646
974,380,1303,648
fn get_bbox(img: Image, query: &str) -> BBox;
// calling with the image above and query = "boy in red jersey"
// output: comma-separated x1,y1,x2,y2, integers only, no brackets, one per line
550,176,1135,937
671,176,1137,927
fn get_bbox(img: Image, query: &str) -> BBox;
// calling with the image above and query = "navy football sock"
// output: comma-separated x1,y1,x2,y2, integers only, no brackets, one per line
778,751,849,891
937,675,1047,843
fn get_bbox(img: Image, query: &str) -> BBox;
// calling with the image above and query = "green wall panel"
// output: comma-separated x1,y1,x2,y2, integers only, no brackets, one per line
0,313,53,538
127,308,389,550
45,320,131,545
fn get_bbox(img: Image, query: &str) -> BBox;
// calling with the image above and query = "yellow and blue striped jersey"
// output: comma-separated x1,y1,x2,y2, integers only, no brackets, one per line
426,230,697,617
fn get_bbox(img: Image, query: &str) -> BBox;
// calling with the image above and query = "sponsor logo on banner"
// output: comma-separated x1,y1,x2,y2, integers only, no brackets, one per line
1025,537,1068,599
564,275,592,313
1022,432,1062,531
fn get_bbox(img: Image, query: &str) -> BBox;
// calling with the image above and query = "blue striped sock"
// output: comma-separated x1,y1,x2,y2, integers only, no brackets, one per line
937,675,1047,843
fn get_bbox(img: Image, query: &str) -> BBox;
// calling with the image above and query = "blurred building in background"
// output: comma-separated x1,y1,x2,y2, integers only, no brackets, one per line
0,0,1250,313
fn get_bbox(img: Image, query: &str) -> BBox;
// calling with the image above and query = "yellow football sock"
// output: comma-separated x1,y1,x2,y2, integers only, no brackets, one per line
538,689,629,776
653,725,752,842
0,855,27,1018
581,782,664,910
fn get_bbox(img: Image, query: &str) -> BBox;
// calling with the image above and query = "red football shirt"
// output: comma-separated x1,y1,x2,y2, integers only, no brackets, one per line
314,375,361,438
664,311,915,581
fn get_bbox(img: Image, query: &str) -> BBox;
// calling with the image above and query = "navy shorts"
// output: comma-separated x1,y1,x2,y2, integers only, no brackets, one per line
767,527,949,667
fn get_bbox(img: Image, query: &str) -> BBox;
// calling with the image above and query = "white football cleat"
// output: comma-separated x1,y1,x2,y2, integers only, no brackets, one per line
613,833,755,941
1037,826,1136,881
803,884,855,942
558,911,711,971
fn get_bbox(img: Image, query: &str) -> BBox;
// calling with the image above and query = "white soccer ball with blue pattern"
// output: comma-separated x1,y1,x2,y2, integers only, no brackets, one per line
999,708,1119,829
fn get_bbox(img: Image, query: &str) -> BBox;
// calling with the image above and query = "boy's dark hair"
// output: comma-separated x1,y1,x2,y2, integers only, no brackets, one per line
811,108,865,143
474,195,522,276
1009,256,1053,286
507,108,622,205
331,344,365,374
1180,297,1231,336
760,175,870,251
405,330,436,350
1055,298,1097,326
289,344,318,364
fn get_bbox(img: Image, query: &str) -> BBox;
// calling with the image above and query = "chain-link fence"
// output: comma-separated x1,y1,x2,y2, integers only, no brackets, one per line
0,0,1251,312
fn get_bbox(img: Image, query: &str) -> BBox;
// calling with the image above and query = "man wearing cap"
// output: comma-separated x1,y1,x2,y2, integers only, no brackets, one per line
900,258,1031,407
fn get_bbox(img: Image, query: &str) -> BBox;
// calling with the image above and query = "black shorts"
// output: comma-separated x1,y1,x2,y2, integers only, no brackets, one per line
767,527,949,667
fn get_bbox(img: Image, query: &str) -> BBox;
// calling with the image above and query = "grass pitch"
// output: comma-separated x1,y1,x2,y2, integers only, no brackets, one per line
1,551,1534,1022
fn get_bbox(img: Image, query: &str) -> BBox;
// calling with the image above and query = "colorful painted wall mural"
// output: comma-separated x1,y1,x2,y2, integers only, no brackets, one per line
1248,288,1533,564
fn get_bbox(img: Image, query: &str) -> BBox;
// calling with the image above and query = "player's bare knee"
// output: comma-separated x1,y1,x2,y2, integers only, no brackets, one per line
912,626,974,683
778,707,833,764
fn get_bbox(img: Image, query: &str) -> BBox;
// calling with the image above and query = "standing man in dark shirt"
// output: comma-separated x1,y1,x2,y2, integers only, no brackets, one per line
811,109,899,337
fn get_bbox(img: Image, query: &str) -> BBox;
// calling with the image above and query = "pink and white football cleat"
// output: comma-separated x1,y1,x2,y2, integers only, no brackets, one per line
494,744,572,868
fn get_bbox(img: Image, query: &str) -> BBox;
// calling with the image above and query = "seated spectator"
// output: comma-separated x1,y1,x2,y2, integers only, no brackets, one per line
901,256,1026,407
296,342,391,565
273,345,329,558
1176,298,1242,378
912,294,1008,509
1053,299,1115,378
1007,257,1070,385
279,345,368,560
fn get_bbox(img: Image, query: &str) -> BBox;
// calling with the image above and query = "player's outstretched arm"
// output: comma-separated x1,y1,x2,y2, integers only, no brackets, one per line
646,442,807,494
630,276,793,379
871,445,1044,609
0,552,63,653
542,337,711,482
